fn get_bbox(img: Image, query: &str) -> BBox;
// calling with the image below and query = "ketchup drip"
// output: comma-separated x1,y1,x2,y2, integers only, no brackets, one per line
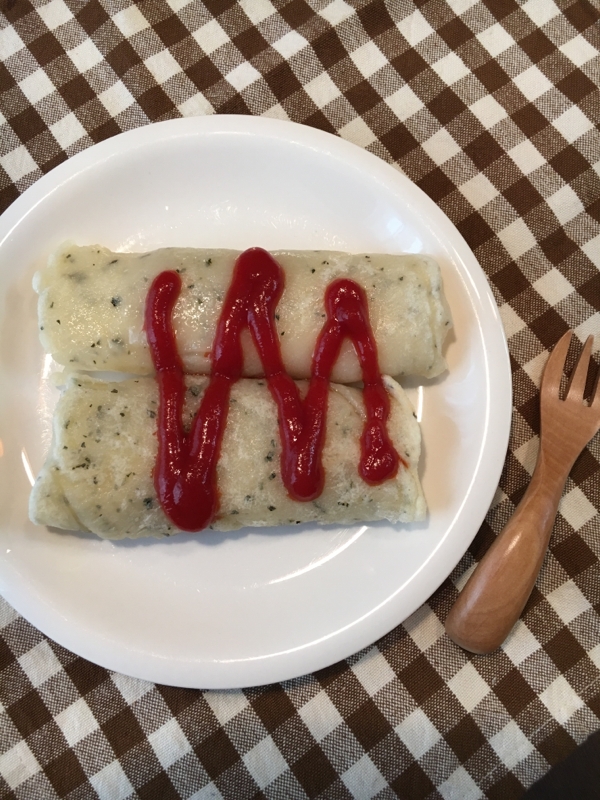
145,247,402,532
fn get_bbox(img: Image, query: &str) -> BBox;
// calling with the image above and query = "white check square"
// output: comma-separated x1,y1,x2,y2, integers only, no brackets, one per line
403,603,445,651
397,10,434,46
459,174,499,210
502,619,541,664
0,25,24,59
68,39,104,73
384,84,424,121
513,65,553,101
351,647,395,695
522,0,561,27
298,692,343,741
90,761,134,800
396,708,441,759
55,698,100,747
439,766,482,800
342,754,387,799
272,31,308,59
497,218,537,260
144,51,182,84
19,69,56,104
50,113,87,150
421,128,461,166
112,5,149,37
546,184,584,224
448,663,490,712
533,267,574,305
499,302,527,338
225,63,261,92
559,35,598,67
36,0,73,30
432,52,470,86
547,580,591,625
18,641,62,688
149,718,192,770
540,676,584,724
446,0,479,12
304,73,341,108
522,351,549,387
193,20,229,55
508,140,546,175
350,41,388,79
204,690,249,725
242,736,288,789
339,117,377,148
0,741,40,790
0,145,38,182
489,720,534,770
559,487,597,531
111,672,152,704
552,106,594,144
319,0,355,26
469,95,507,128
582,234,600,268
98,82,135,117
178,93,214,117
476,23,515,57
239,0,277,25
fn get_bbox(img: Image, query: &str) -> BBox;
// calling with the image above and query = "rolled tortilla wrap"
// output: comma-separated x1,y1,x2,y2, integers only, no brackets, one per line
35,244,451,382
29,373,425,539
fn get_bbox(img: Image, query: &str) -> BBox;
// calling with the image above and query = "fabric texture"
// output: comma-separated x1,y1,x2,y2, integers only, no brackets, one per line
1,0,599,798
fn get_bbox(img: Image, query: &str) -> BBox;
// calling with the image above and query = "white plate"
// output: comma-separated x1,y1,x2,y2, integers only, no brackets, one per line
0,117,510,688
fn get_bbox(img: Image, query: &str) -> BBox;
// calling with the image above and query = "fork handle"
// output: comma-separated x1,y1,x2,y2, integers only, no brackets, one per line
445,449,574,654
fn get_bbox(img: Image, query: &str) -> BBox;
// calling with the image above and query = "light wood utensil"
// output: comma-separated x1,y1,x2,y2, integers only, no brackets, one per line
445,331,600,654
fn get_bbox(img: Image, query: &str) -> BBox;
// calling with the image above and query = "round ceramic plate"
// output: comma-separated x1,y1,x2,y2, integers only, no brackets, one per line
0,116,511,688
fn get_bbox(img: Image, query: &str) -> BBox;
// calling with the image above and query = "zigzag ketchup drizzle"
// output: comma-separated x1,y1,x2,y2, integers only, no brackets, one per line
145,247,403,531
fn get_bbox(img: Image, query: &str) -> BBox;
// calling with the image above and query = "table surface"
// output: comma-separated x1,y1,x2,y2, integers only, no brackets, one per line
1,1,599,799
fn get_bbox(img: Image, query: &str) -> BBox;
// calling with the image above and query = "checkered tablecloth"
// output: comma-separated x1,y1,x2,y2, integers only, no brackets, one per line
1,1,599,798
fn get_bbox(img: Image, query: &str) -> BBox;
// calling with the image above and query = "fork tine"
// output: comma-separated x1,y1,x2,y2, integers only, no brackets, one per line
591,346,600,410
542,331,572,395
566,335,593,401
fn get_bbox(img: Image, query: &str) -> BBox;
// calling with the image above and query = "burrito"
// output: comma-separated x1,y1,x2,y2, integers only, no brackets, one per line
29,373,425,539
35,244,451,382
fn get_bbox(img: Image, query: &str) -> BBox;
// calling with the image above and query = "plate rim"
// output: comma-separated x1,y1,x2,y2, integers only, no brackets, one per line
0,116,512,688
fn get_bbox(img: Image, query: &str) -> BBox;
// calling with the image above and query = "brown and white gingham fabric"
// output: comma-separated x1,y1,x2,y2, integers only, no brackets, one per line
1,0,599,798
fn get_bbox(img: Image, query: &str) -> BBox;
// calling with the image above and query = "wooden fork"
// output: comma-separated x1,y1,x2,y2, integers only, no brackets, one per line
445,331,600,654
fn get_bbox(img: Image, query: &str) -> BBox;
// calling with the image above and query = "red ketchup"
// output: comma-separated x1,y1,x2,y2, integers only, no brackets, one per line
145,247,403,531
